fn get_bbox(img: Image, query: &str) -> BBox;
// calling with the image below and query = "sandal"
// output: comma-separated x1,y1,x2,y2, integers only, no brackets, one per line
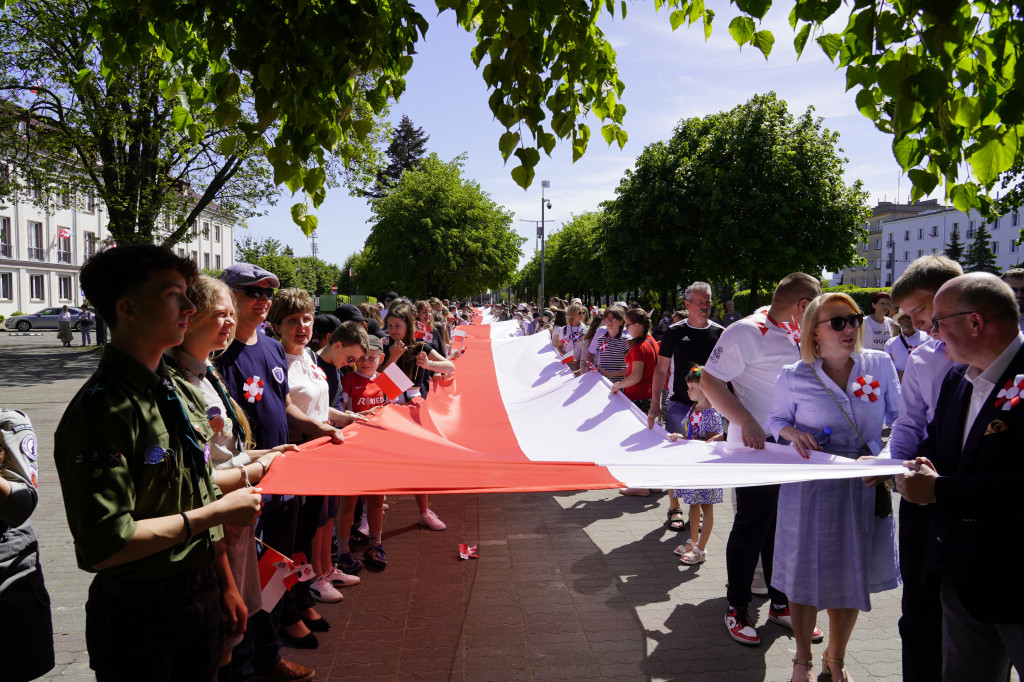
665,508,687,531
673,539,696,556
680,546,707,565
821,654,851,681
791,656,813,682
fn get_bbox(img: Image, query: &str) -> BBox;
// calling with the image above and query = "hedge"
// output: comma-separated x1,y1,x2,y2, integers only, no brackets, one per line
733,285,891,317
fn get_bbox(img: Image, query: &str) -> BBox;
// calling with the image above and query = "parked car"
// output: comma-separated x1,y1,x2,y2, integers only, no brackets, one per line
4,307,83,332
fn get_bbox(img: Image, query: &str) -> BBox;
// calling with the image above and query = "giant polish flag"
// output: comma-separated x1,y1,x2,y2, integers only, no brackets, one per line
259,320,906,496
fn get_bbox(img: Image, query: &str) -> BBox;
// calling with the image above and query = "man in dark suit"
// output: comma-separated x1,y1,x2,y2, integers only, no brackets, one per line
897,272,1024,680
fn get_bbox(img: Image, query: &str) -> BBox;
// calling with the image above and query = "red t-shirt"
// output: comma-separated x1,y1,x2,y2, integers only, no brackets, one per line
623,336,659,400
341,371,387,411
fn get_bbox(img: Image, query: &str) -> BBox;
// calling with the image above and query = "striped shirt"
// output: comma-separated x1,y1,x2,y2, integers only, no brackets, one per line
588,327,631,374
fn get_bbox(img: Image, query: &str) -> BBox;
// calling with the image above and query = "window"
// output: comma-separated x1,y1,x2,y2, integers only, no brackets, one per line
875,259,881,269
214,224,221,242
1011,241,1020,253
85,190,96,213
203,253,210,270
0,272,11,300
917,249,924,258
177,248,185,257
932,248,937,254
967,222,976,238
993,241,1000,253
0,164,9,184
29,274,44,300
58,276,72,301
57,230,72,263
875,238,881,249
886,258,893,269
58,185,72,209
874,275,881,287
0,216,11,258
904,230,910,241
202,221,210,239
918,227,924,239
27,221,44,260
862,277,868,287
25,184,40,201
1014,213,1020,227
887,235,895,247
215,254,221,270
84,231,97,258
904,251,909,262
930,226,938,237
993,217,1000,229
190,221,198,240
861,241,868,252
190,250,198,263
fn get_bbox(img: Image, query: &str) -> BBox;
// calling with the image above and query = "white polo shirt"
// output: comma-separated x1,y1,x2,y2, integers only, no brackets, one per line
704,307,802,443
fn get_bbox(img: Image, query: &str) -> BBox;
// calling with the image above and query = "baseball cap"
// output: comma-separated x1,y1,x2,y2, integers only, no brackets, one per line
335,303,366,324
220,263,280,288
365,319,387,340
312,314,341,343
365,335,385,353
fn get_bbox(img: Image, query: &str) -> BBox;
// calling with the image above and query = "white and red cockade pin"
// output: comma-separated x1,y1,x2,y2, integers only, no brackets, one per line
243,376,264,403
458,543,479,560
689,410,702,429
597,340,609,353
853,375,880,402
995,374,1024,411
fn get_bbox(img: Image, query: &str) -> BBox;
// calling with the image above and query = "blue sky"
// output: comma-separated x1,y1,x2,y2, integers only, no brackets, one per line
247,5,908,268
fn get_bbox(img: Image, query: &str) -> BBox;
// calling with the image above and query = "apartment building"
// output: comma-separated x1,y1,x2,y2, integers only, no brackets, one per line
1,185,234,317
841,200,942,287
882,206,1024,284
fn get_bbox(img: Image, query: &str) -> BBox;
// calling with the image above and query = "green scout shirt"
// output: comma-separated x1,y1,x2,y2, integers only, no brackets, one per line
54,345,223,579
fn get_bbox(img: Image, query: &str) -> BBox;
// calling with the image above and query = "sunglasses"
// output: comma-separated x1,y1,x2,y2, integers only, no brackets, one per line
233,285,274,300
816,314,864,332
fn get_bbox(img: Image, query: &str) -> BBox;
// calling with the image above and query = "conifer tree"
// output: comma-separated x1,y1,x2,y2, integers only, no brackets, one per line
944,228,965,264
963,221,1001,274
365,115,429,199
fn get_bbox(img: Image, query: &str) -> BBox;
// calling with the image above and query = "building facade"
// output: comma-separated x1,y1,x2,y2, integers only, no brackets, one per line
882,205,1024,284
1,187,234,317
842,200,942,287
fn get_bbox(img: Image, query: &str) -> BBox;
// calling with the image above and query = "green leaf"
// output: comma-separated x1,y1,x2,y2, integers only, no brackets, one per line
704,9,714,40
218,134,239,156
499,130,520,161
258,64,275,90
74,68,93,87
729,16,756,46
511,163,535,189
752,30,774,58
170,105,189,131
505,9,531,38
949,97,981,128
855,88,878,120
601,123,616,144
670,9,686,30
893,136,925,169
907,168,938,197
736,0,771,20
794,23,811,57
615,128,628,148
816,34,842,61
969,129,1020,186
291,202,308,225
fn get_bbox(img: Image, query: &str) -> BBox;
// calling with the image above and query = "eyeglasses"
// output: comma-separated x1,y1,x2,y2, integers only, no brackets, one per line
233,285,274,300
930,310,977,330
816,314,864,332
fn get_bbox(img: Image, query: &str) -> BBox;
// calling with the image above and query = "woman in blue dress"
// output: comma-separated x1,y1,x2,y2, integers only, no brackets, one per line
765,293,901,682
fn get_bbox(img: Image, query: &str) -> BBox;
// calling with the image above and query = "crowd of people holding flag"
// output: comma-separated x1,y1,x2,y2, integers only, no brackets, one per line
6,238,1024,682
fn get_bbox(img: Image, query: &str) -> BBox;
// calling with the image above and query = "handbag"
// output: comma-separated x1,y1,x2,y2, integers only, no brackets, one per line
811,367,894,518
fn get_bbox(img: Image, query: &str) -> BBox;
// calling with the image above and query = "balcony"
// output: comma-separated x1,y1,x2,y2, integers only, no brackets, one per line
0,243,11,258
27,247,45,261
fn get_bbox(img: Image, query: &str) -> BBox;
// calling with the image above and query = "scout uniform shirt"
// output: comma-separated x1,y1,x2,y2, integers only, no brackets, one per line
54,345,223,584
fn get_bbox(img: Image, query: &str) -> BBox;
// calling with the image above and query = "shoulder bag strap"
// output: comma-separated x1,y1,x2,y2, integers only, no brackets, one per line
810,366,871,453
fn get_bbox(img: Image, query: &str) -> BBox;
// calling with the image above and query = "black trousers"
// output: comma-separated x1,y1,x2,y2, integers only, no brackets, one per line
898,499,943,682
87,571,221,682
726,483,787,609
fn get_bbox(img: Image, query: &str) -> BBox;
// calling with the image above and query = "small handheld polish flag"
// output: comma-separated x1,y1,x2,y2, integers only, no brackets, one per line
376,362,415,401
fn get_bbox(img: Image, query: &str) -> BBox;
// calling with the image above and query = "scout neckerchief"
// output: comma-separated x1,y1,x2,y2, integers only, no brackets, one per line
155,371,209,486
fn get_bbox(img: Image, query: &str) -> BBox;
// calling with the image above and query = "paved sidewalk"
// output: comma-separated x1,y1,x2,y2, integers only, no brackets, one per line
3,334,912,680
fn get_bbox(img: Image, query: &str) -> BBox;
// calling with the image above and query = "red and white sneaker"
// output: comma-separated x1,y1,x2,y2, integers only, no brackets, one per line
768,603,824,642
725,606,760,646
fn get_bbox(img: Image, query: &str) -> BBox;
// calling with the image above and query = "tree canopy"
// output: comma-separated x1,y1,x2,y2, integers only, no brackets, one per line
602,92,870,301
963,221,1001,274
357,153,524,299
235,236,345,294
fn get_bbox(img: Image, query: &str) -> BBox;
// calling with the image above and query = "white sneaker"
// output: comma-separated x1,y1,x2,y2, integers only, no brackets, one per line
357,512,369,536
309,575,344,603
325,565,361,587
418,509,446,530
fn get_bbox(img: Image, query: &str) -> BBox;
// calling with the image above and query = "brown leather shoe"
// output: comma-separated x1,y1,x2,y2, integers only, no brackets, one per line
252,658,315,681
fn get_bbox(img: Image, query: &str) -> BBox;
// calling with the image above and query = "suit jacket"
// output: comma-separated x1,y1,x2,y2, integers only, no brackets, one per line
917,342,1024,622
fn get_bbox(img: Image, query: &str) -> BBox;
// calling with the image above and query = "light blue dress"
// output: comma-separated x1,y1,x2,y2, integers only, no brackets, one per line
765,350,901,611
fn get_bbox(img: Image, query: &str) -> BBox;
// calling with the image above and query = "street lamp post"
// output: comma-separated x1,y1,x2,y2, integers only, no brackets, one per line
539,180,551,309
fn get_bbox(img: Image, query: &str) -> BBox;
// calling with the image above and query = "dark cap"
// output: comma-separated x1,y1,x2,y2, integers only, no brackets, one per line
365,335,385,353
220,263,280,288
383,291,399,302
335,303,366,324
542,309,554,320
312,314,341,342
365,318,387,340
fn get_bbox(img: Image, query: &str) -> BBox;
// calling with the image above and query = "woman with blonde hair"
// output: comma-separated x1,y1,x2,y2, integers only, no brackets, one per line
765,292,901,682
167,275,301,667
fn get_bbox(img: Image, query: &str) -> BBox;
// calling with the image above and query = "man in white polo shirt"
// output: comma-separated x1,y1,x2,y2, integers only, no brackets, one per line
701,272,822,647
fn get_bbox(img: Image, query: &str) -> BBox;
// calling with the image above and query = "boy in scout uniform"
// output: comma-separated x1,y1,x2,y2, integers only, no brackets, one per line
54,245,264,682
